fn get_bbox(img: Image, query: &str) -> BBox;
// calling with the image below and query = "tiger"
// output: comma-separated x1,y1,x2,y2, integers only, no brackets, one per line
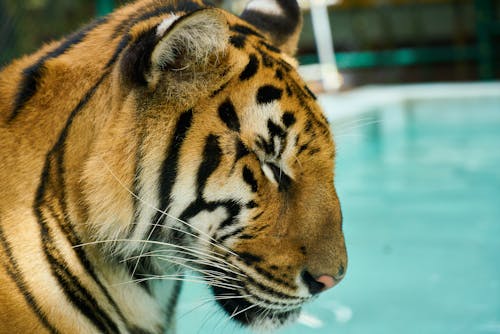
0,0,347,333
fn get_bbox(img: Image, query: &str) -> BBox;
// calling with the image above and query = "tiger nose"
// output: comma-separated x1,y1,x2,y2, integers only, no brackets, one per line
301,266,345,294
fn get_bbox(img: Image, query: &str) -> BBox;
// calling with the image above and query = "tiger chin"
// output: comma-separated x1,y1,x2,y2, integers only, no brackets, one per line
0,0,347,333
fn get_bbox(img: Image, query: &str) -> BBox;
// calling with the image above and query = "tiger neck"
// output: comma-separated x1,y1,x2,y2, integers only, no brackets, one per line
29,66,183,331
35,155,184,331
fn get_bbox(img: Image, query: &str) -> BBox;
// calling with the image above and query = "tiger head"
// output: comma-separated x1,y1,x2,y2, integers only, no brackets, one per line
80,0,347,330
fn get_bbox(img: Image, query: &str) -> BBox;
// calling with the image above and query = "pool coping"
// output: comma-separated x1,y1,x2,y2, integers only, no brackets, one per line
318,82,500,121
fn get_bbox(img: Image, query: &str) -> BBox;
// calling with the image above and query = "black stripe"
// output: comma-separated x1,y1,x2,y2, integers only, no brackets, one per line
239,54,259,81
267,119,288,156
252,212,264,220
286,79,329,134
230,24,264,39
129,112,194,284
217,227,244,243
252,264,294,289
8,17,108,122
111,1,207,40
259,40,281,53
36,157,120,334
197,134,222,194
124,257,155,293
256,48,275,68
275,68,284,80
242,166,258,193
129,327,158,334
304,85,317,100
298,142,310,155
256,134,274,156
282,112,296,127
210,81,229,97
229,34,247,49
0,224,60,334
306,119,313,132
213,270,302,310
239,252,262,265
267,119,286,139
235,140,250,163
45,199,132,329
308,147,321,156
48,33,130,204
49,38,136,325
236,266,303,301
178,197,241,238
217,201,241,230
218,99,240,132
257,85,283,104
129,131,146,239
148,110,194,241
31,34,133,330
246,201,258,209
267,162,292,192
107,34,132,69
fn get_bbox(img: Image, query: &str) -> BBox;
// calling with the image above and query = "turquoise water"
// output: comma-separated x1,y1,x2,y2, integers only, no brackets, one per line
176,96,500,334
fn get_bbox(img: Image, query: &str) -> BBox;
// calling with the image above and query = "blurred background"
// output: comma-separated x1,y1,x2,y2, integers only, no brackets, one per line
1,1,499,334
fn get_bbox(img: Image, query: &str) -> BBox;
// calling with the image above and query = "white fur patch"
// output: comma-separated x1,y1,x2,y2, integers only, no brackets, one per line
188,207,228,238
262,163,278,186
156,15,180,37
246,0,283,16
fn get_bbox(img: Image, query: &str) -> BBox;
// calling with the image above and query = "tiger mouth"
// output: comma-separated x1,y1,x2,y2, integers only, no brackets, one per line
211,284,303,328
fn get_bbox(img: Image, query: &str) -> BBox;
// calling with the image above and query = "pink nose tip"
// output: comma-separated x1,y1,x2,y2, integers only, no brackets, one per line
316,275,336,290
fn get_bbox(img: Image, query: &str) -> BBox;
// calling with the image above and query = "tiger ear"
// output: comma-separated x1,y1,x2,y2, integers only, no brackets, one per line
151,9,229,72
121,9,229,86
239,0,303,56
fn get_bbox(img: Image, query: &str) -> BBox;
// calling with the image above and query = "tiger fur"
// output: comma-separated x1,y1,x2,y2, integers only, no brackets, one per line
0,0,347,333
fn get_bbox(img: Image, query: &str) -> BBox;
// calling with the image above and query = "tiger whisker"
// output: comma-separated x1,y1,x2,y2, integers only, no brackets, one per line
99,158,241,259
130,203,168,280
334,134,364,139
230,305,240,319
228,302,261,321
161,224,239,261
332,119,382,135
117,275,242,290
74,239,245,275
116,273,233,288
122,247,223,267
127,250,246,277
124,270,238,287
203,294,252,302
123,253,243,281
332,115,378,130
178,294,252,322
178,299,214,321
149,256,243,285
122,247,242,277
121,227,236,265
256,303,274,325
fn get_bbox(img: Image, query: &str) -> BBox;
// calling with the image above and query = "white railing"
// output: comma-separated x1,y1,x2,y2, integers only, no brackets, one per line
299,0,343,91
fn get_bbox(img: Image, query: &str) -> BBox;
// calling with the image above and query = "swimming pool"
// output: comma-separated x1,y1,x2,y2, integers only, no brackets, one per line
176,83,500,334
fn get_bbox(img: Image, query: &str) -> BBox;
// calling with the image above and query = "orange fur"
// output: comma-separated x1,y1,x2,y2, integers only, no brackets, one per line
0,1,346,332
